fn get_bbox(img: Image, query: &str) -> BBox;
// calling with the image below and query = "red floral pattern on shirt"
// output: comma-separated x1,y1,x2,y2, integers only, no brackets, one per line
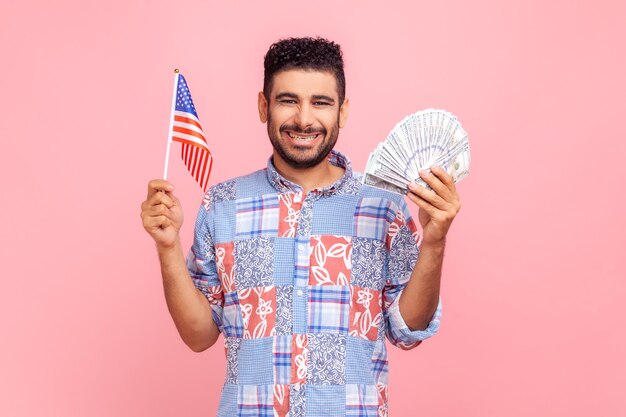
377,383,389,417
385,209,405,251
273,384,290,417
309,235,352,286
215,242,235,293
291,334,308,385
278,192,303,238
349,286,383,341
239,286,276,339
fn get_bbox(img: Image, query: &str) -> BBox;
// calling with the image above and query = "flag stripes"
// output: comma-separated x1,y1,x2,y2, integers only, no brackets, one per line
169,75,213,191
181,142,212,191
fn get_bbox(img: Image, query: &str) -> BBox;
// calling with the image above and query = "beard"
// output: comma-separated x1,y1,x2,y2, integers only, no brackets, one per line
267,113,340,169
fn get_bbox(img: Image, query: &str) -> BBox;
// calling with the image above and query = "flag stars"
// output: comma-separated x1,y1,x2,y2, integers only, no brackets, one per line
174,75,199,115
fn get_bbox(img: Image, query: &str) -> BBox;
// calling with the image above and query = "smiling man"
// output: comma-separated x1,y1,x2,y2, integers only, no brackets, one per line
141,37,460,417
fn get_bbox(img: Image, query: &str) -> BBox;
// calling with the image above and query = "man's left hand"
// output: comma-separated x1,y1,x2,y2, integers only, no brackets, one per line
406,166,461,245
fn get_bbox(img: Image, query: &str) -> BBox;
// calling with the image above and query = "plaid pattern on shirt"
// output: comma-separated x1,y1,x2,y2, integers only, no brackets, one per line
346,384,379,417
273,335,292,384
238,385,273,417
223,291,244,338
354,197,396,241
236,194,280,239
186,150,443,417
308,286,350,333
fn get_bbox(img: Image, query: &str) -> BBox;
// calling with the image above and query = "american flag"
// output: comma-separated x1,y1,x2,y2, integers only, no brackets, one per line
171,73,212,191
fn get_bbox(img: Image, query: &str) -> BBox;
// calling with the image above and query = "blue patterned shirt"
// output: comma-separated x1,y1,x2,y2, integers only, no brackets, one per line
187,150,442,417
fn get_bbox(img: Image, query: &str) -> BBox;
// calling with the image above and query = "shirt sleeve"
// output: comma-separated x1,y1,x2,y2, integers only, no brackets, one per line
186,201,224,333
383,199,442,350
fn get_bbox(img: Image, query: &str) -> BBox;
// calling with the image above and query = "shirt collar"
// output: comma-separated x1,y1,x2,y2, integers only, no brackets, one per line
266,150,354,197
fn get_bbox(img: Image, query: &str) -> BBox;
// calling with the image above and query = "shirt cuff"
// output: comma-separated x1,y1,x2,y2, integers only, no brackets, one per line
387,294,442,342
190,276,224,333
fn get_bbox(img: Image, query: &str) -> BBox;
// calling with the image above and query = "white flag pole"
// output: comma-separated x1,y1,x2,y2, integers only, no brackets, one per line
163,69,180,180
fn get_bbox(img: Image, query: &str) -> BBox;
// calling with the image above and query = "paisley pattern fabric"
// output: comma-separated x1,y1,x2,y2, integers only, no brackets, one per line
233,237,274,289
351,238,386,290
307,333,346,385
387,224,419,284
202,180,236,210
225,337,241,384
275,285,293,335
289,384,306,417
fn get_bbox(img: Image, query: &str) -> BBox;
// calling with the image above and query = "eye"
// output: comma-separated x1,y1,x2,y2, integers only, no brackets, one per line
314,101,331,106
279,99,297,104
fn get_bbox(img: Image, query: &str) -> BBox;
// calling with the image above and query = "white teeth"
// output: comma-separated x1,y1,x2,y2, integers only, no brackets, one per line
288,132,317,141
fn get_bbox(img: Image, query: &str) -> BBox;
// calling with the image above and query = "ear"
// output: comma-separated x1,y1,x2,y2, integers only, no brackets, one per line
258,91,268,123
338,98,349,128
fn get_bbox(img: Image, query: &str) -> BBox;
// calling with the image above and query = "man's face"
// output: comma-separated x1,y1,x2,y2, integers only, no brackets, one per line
258,69,349,169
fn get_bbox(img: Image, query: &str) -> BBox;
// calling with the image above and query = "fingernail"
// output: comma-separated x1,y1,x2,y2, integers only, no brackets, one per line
420,170,429,177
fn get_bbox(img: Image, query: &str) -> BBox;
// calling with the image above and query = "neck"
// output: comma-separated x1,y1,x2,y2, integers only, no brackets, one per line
272,152,345,194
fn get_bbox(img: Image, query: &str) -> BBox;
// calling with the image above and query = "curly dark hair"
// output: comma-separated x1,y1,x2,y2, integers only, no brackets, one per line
263,37,346,105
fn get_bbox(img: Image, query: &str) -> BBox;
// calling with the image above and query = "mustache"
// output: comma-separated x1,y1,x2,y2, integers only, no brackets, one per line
280,125,326,135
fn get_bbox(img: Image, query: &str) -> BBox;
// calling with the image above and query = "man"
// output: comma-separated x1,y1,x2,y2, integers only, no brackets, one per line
141,37,460,417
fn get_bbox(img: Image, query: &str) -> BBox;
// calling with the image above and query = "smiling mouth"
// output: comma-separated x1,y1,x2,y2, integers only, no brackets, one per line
286,132,321,142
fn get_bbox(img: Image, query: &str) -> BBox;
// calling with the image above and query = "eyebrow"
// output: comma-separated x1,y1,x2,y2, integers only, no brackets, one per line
275,92,299,100
275,92,336,104
311,95,335,103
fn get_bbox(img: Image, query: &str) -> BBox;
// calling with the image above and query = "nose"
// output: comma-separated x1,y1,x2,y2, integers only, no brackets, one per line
293,103,314,129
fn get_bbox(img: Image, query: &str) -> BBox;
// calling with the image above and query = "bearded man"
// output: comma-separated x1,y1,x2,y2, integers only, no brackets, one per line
141,37,460,417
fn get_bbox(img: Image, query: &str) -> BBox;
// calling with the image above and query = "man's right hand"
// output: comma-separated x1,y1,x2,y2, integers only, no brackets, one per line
140,179,218,351
141,180,184,248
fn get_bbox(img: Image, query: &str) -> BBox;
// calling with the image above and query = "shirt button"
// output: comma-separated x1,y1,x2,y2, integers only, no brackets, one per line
296,289,304,296
298,244,305,251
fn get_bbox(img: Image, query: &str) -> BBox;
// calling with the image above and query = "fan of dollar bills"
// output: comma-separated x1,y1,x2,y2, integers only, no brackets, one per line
363,109,470,194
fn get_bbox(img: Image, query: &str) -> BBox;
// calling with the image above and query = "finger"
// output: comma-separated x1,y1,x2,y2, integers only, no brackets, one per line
147,179,175,198
144,204,178,221
406,189,439,217
407,190,459,226
146,189,176,208
143,215,171,230
419,169,453,202
429,166,461,213
407,182,450,211
163,191,181,206
430,166,458,196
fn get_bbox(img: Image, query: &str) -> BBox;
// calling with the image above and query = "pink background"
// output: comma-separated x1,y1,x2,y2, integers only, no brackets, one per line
1,0,625,416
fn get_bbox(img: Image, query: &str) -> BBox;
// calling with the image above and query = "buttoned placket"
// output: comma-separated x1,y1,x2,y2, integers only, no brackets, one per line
264,152,354,357
291,190,320,335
